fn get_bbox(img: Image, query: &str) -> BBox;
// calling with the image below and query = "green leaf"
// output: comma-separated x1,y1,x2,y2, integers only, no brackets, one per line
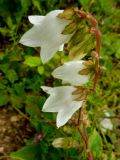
0,93,8,106
98,0,114,15
0,83,6,90
14,82,25,95
0,51,5,60
24,56,41,67
20,0,32,13
8,51,22,61
10,94,23,108
32,0,42,12
0,63,10,73
79,0,90,10
37,66,44,74
25,95,43,117
6,69,18,83
89,130,103,159
116,48,120,59
10,144,42,160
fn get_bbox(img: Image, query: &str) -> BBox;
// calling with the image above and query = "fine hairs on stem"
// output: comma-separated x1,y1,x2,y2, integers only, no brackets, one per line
73,9,101,160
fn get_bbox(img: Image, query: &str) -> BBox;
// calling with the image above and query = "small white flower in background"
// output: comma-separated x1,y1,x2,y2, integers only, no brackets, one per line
52,60,90,86
100,111,113,132
20,10,72,63
41,86,83,128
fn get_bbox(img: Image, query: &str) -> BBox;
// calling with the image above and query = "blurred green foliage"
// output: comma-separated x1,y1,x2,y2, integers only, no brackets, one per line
0,0,120,159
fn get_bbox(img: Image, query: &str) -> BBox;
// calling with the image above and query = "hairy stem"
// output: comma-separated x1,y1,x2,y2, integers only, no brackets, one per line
73,9,102,160
81,108,93,160
73,107,93,160
75,9,101,91
86,13,101,91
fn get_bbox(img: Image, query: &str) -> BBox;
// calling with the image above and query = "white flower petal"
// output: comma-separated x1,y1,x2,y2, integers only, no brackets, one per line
57,101,83,128
41,86,83,127
41,86,52,94
39,10,71,63
59,44,64,51
28,15,45,25
20,10,72,63
41,86,76,112
40,45,59,64
40,34,71,63
20,26,44,47
52,60,90,86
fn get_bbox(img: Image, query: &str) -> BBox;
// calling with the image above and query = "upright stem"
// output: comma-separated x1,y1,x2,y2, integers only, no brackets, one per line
86,13,101,90
73,10,101,160
73,107,93,160
81,108,93,160
77,108,93,160
75,10,101,91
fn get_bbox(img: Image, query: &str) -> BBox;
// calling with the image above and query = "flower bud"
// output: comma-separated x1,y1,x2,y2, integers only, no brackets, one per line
52,138,64,148
52,137,79,149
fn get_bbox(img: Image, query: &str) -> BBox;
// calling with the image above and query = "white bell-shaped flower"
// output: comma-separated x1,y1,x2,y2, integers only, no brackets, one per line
20,10,72,63
52,60,90,86
41,86,83,128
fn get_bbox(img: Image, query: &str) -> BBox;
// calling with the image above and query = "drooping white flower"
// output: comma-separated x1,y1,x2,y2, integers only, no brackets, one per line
100,111,113,132
20,10,72,63
52,60,90,86
41,86,83,128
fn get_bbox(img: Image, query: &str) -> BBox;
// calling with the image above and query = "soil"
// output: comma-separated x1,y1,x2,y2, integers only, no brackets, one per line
0,107,34,160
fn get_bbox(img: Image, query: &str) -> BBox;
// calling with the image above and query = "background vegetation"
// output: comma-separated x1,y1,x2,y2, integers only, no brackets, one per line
0,0,120,159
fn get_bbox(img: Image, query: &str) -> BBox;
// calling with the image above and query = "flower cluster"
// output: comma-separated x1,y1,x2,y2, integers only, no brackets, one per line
20,9,94,128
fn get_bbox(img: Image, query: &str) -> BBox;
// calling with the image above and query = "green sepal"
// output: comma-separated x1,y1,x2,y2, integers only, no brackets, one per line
79,68,91,75
62,22,77,35
68,34,95,60
57,8,75,20
68,26,89,49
